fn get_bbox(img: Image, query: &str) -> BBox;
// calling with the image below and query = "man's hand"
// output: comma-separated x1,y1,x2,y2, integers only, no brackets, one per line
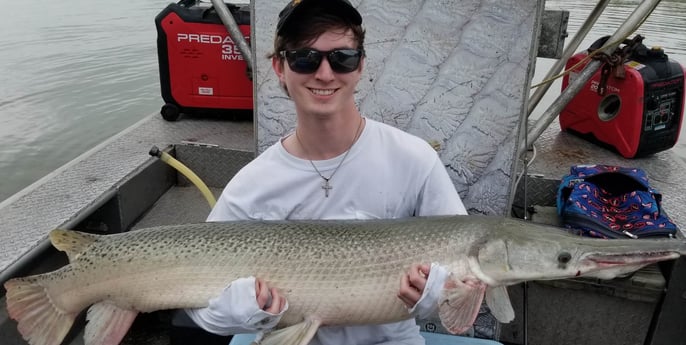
185,276,289,335
255,277,287,313
398,263,450,319
398,263,431,308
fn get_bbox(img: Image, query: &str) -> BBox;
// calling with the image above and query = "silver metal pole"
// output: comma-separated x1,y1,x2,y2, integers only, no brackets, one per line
527,0,611,116
210,0,254,72
522,0,661,155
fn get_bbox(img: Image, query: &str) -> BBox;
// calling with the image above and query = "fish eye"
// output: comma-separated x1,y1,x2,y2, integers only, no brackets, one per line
557,251,572,264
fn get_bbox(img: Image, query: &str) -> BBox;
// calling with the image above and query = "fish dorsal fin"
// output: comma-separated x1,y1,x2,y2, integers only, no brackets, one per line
85,302,138,345
50,229,99,262
258,318,321,345
485,286,515,323
438,275,487,334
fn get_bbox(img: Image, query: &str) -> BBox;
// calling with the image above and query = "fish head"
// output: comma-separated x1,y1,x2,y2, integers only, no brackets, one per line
467,218,684,286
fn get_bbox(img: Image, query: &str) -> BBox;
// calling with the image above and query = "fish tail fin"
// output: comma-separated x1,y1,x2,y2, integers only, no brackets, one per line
4,277,77,345
50,228,98,262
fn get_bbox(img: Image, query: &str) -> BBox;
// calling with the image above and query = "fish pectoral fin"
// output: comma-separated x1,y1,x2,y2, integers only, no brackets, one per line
438,276,487,335
256,318,321,345
50,229,99,262
84,302,138,345
485,286,514,323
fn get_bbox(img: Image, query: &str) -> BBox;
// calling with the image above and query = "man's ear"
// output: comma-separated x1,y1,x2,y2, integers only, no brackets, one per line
272,55,290,97
272,56,285,82
357,56,365,81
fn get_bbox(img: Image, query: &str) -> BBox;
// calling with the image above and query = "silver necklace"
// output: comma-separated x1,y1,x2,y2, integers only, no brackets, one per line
295,117,364,197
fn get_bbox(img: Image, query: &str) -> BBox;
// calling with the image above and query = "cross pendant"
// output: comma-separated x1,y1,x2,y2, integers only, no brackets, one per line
321,178,332,197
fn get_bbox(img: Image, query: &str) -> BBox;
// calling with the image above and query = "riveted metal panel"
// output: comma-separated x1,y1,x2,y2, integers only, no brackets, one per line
538,10,569,59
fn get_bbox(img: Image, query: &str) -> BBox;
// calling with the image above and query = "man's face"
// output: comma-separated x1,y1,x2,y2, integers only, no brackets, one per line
273,29,364,118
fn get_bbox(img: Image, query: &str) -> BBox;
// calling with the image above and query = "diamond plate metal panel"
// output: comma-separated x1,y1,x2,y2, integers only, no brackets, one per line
175,145,254,188
0,114,254,276
512,175,561,217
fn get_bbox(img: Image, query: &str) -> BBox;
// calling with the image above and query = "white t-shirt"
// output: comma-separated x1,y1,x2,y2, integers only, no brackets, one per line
202,118,467,345
208,118,466,221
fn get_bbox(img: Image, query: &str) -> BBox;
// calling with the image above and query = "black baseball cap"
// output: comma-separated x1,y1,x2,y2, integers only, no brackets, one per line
276,0,363,35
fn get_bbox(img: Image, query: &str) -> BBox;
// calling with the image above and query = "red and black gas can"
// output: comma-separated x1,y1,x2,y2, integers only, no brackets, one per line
560,38,685,158
155,0,252,121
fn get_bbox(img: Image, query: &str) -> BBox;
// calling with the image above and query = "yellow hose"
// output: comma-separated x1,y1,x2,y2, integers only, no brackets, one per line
149,146,217,208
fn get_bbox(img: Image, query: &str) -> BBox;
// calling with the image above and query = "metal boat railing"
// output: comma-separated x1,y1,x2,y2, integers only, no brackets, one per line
210,0,254,73
526,0,611,117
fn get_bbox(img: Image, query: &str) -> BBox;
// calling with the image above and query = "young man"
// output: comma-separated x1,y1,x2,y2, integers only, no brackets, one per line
186,0,468,343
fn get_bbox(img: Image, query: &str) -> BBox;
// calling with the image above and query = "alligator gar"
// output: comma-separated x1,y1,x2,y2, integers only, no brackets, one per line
4,215,685,345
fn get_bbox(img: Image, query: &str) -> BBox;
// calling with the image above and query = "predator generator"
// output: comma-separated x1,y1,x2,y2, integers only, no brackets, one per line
559,36,685,158
155,0,252,121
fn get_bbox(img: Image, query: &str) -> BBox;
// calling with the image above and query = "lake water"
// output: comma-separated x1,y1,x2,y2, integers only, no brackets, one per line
0,0,171,202
1,0,685,202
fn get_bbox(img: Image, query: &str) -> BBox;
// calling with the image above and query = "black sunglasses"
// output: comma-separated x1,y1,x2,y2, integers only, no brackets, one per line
280,48,364,74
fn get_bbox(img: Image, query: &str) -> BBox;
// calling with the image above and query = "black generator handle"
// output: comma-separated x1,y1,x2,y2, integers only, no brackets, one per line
201,5,241,20
176,0,239,15
178,0,196,7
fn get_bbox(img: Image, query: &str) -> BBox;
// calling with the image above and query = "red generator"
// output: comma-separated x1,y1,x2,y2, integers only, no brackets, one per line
155,1,252,121
559,38,685,158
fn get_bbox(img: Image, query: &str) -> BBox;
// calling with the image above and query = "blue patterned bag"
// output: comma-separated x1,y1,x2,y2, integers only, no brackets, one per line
556,165,678,239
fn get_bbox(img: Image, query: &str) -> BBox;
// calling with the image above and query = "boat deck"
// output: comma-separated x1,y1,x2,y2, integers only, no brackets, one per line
2,0,686,343
1,112,685,345
522,118,686,232
0,113,254,283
